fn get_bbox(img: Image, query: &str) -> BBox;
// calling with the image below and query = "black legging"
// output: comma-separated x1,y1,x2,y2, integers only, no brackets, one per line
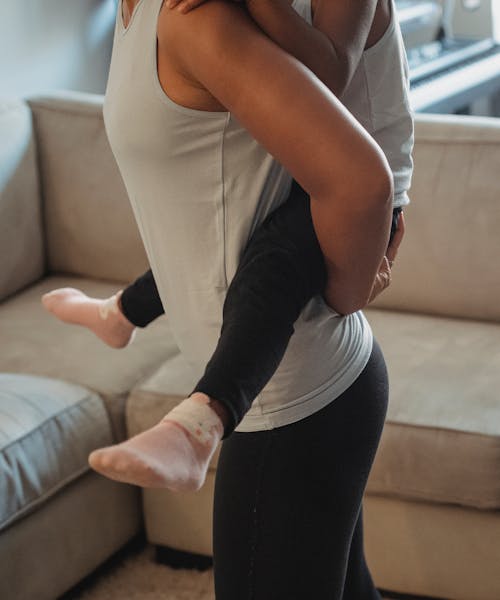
120,179,401,438
213,337,388,599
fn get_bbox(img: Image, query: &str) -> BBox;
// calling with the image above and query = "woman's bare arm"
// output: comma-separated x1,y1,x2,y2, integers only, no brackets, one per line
161,1,393,314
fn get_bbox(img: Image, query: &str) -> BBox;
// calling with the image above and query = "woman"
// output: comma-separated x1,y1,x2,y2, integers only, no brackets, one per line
90,0,397,597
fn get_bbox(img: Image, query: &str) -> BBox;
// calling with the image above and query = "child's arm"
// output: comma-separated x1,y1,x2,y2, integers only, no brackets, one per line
167,0,382,98
243,0,380,97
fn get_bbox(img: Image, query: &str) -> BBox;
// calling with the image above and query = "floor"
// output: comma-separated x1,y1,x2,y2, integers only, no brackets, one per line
60,534,215,600
60,534,442,600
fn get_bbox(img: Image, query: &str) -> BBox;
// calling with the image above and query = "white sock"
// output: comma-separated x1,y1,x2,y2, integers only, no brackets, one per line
161,396,222,446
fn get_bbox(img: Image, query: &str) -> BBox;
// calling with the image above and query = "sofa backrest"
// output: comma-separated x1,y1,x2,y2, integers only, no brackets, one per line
371,113,500,323
0,98,45,302
20,95,500,321
27,92,148,284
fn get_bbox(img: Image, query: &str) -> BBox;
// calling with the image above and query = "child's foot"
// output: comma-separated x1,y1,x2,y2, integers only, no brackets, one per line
88,396,223,491
41,288,136,348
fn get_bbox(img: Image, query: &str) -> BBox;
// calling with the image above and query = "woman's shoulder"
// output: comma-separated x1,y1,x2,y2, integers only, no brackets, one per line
157,0,264,91
158,0,254,50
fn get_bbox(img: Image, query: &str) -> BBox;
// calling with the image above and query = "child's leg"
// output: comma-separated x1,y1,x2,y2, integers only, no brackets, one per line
192,180,327,438
115,199,399,428
87,181,327,489
191,187,401,438
88,181,399,490
41,269,164,348
119,269,165,327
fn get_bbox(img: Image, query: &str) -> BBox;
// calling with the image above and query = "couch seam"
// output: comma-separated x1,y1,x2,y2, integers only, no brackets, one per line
0,391,104,453
29,104,104,121
367,484,499,510
0,463,92,533
128,389,185,400
416,138,500,146
384,419,500,438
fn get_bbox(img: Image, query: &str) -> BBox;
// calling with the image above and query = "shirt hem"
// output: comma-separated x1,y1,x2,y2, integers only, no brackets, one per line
234,320,374,433
393,191,411,207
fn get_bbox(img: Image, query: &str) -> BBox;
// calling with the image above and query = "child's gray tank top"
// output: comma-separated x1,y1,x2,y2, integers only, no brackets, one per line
103,0,373,432
293,0,414,207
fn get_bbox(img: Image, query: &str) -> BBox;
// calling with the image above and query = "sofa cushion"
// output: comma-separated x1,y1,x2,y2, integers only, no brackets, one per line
364,308,500,510
0,373,111,533
26,92,149,283
0,275,178,442
0,98,45,302
371,114,500,322
129,308,500,509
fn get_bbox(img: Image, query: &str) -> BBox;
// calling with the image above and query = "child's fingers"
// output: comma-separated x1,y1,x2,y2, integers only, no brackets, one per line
367,256,392,304
167,0,241,14
368,212,406,305
170,0,208,13
397,210,406,236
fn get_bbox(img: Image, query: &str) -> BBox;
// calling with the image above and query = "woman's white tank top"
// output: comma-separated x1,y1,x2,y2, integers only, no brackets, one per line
103,0,373,432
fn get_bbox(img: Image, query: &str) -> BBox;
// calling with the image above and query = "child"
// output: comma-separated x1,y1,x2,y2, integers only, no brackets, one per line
42,0,412,491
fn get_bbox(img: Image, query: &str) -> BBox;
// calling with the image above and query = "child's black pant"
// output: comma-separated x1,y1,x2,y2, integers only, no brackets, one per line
120,180,401,438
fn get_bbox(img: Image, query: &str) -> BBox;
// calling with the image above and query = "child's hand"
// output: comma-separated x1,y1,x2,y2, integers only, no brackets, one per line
367,211,406,304
166,0,209,13
166,0,241,14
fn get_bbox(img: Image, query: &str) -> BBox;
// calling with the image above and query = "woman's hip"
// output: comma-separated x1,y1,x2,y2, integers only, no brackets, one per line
212,337,389,598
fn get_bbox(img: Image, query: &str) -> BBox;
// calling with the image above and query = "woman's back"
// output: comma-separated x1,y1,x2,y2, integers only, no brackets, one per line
104,0,375,431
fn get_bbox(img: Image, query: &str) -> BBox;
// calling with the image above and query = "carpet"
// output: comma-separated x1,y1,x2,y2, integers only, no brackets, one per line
66,542,215,600
64,539,396,600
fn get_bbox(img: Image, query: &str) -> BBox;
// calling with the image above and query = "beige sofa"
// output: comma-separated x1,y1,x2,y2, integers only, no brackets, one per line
1,92,499,600
0,93,175,600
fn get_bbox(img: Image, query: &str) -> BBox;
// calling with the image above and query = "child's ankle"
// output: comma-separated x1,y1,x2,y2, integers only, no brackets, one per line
189,392,228,440
202,395,230,433
113,291,135,327
115,290,127,318
162,394,228,446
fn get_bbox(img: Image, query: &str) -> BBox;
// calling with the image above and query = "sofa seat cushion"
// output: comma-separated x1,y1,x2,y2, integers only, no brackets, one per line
129,308,500,509
364,308,500,510
0,373,112,532
0,275,179,441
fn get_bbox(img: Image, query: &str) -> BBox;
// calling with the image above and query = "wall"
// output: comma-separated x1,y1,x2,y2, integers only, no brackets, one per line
0,0,117,98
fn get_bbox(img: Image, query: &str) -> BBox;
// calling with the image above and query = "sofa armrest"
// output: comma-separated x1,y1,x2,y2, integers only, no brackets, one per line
370,113,500,322
0,98,45,302
26,91,149,283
